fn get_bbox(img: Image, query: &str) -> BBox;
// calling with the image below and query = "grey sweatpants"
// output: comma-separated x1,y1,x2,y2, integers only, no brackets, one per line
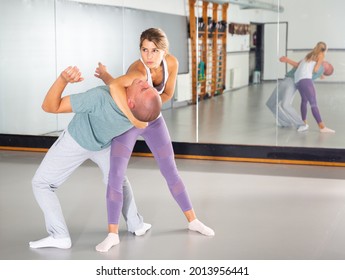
31,130,143,239
266,77,305,128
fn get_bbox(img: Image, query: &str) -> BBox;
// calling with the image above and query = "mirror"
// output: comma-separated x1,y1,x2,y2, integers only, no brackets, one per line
192,0,345,149
0,0,190,137
1,0,344,153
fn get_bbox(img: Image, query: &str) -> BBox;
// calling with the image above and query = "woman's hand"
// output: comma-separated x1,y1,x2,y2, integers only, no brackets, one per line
94,62,114,85
131,119,148,129
94,62,107,79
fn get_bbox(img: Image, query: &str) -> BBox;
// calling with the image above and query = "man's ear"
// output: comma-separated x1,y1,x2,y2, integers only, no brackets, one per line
127,99,135,109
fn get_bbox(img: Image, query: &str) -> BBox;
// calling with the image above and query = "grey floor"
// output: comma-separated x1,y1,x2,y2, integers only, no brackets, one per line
1,150,345,260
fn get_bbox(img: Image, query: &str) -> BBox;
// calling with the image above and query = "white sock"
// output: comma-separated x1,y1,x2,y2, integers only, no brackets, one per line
320,127,335,133
297,124,309,132
188,219,215,236
95,233,119,252
29,236,71,249
134,223,152,236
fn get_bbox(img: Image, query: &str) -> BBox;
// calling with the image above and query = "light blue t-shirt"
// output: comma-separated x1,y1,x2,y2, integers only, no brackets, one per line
68,85,132,151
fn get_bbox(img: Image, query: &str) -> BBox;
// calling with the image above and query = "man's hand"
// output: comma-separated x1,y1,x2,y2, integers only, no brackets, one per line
279,56,288,63
42,66,82,113
279,56,299,68
61,66,84,83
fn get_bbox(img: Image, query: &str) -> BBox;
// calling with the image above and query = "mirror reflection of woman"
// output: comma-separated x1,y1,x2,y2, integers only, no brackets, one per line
266,56,333,132
294,41,335,133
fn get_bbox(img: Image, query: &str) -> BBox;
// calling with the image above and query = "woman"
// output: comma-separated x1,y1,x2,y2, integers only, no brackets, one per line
294,41,335,133
94,28,214,252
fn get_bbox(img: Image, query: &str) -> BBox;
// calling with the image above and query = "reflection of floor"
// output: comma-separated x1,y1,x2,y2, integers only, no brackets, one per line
42,131,62,136
2,150,345,260
162,82,345,148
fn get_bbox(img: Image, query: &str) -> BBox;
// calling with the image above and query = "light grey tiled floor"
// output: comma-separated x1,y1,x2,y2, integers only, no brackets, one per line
1,150,345,260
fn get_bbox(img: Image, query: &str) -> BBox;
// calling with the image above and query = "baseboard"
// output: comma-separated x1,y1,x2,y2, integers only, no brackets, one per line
1,134,345,166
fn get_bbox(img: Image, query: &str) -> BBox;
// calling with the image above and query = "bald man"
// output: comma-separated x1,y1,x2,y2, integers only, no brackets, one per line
30,66,161,249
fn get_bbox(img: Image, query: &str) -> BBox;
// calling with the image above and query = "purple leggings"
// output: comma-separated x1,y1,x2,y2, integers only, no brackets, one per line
107,116,193,224
296,79,322,124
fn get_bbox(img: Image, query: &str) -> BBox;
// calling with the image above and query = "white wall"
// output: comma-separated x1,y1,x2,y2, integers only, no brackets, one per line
68,0,192,104
69,0,186,15
226,53,250,89
280,0,345,49
225,0,345,89
227,2,277,24
226,3,278,89
281,0,345,83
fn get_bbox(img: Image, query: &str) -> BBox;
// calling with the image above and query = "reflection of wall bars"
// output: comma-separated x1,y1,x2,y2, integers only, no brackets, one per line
210,0,284,13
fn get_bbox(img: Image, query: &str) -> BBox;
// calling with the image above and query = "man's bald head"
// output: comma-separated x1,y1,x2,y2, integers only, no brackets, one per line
126,79,162,122
322,61,334,76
